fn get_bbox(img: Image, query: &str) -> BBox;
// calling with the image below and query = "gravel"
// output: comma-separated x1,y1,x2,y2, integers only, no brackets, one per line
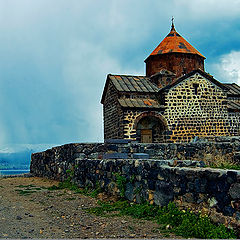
0,177,179,239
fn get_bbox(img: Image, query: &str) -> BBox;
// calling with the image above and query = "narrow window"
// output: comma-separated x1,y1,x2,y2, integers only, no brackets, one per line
193,83,199,95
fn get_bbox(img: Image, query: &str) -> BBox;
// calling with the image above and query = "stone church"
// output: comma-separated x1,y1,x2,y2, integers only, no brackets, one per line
101,22,240,143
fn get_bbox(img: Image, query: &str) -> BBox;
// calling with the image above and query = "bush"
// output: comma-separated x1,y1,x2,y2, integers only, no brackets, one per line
88,201,237,239
157,202,236,239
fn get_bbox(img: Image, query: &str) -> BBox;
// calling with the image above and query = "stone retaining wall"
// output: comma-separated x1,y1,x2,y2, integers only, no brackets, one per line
30,139,240,233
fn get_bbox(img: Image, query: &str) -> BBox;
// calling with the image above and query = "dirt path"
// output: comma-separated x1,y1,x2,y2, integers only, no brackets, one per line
0,176,178,239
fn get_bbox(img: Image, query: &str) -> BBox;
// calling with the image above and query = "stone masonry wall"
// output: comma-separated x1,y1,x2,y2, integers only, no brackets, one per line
119,73,240,143
164,73,229,142
145,53,204,80
228,112,240,136
30,139,240,233
122,110,167,142
103,81,123,139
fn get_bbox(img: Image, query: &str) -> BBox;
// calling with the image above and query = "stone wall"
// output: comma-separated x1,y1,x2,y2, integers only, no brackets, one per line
30,139,240,233
103,81,123,139
145,53,204,80
228,112,240,136
164,73,230,142
122,110,167,142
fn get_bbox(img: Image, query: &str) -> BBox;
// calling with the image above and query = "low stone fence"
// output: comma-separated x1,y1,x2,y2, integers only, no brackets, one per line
32,137,240,169
30,139,240,233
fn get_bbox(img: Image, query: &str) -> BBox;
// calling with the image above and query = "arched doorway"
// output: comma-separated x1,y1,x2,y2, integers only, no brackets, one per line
136,115,167,143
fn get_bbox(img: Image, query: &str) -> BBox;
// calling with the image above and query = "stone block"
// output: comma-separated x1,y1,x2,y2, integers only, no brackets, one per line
125,182,134,201
89,153,99,159
236,211,240,221
154,191,173,206
209,197,218,208
132,153,149,159
223,206,235,217
105,139,130,144
144,149,155,156
229,183,240,199
106,144,118,151
103,153,128,159
233,152,240,164
73,153,86,159
118,147,130,153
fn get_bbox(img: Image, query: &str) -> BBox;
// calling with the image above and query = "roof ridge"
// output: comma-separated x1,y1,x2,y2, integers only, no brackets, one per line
159,69,227,93
109,73,147,77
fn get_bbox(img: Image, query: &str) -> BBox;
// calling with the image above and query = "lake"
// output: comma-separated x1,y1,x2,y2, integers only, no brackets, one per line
0,169,30,176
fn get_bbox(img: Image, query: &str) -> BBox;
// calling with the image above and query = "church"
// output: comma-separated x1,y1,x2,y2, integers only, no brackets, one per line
101,22,240,143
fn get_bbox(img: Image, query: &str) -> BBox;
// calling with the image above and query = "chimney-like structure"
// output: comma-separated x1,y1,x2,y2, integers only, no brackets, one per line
145,22,205,87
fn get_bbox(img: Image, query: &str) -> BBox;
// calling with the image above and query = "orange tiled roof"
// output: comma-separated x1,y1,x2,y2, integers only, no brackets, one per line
147,24,205,59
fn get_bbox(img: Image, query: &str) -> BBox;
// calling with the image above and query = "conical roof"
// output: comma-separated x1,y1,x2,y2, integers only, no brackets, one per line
146,23,205,60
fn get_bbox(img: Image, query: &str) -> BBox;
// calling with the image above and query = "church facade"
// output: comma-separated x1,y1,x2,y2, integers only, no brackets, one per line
101,23,240,143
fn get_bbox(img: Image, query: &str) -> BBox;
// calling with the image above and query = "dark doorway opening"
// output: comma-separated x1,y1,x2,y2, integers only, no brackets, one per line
136,116,166,143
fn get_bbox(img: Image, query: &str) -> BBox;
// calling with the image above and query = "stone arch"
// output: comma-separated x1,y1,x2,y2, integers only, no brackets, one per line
133,112,168,143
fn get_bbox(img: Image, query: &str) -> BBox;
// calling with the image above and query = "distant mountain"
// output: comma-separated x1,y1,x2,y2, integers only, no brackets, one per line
0,144,58,170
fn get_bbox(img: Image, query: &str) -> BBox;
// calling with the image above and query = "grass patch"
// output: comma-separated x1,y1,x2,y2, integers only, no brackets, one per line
157,202,236,239
15,184,44,195
0,186,4,188
204,155,240,170
16,184,36,188
87,201,237,239
15,189,37,195
48,179,102,198
209,163,240,170
65,197,76,201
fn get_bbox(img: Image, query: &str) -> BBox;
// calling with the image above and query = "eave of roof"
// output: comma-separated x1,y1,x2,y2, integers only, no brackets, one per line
118,98,165,109
223,83,240,97
227,100,240,112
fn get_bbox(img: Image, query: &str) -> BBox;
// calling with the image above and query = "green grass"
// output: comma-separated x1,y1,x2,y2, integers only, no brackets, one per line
46,170,237,239
15,184,44,195
203,156,240,170
209,163,240,170
47,179,102,198
15,189,37,195
86,201,237,239
16,184,36,188
157,202,236,239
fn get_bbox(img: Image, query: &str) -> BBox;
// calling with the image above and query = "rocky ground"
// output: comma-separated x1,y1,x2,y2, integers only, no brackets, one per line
0,176,179,239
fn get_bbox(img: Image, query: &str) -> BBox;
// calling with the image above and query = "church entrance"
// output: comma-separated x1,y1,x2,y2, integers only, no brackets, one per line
141,129,152,143
136,116,166,143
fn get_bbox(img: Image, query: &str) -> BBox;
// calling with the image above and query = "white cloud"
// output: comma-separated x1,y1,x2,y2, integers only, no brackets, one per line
62,39,143,142
0,0,238,146
212,51,240,84
173,0,240,20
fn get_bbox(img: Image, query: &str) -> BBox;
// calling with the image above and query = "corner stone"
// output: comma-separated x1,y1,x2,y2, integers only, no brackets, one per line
229,183,240,200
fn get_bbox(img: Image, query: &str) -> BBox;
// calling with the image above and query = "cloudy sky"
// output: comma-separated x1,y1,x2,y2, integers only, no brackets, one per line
0,0,240,146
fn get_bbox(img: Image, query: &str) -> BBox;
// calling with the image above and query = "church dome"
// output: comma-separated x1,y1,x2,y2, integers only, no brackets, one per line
145,21,205,80
146,23,205,60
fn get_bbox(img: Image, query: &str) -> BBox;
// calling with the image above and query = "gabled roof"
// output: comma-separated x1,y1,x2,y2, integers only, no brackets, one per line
118,98,164,109
145,23,205,61
101,74,159,103
227,100,240,111
223,83,240,96
159,69,228,93
109,74,159,92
